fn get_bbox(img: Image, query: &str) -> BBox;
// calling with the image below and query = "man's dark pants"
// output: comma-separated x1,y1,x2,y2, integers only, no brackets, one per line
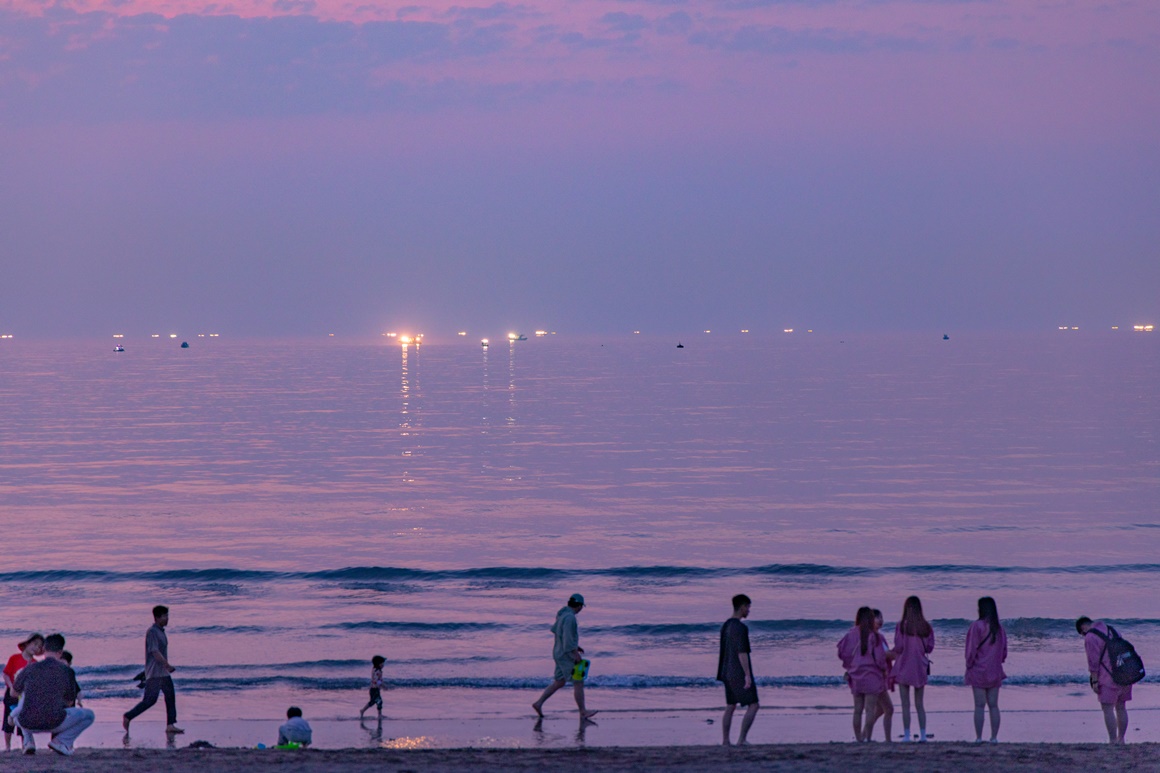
124,676,177,725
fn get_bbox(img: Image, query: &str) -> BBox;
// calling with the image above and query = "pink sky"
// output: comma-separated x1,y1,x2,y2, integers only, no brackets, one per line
0,0,1156,336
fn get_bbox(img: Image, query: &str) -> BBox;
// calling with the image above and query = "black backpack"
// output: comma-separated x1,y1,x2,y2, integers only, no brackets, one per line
1088,625,1146,686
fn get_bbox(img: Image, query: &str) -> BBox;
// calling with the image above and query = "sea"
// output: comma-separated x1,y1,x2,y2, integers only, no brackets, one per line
0,331,1157,747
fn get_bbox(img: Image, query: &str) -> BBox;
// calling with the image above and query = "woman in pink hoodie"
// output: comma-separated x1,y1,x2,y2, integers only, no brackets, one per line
964,596,1007,743
838,607,892,741
892,596,935,742
1076,616,1132,743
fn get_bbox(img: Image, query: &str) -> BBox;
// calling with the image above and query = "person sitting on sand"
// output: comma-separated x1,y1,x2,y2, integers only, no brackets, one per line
964,596,1007,743
718,593,759,746
838,607,892,742
1076,617,1133,744
532,593,596,720
12,633,94,756
123,605,183,735
3,633,43,751
360,655,386,719
277,706,312,747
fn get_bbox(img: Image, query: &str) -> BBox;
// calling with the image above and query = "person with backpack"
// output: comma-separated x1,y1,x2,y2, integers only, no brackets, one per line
964,597,1006,743
1076,616,1143,744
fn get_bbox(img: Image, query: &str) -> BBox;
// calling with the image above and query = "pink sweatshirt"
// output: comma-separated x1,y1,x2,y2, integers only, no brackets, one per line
891,622,935,687
838,626,888,695
1085,621,1133,705
964,619,1007,689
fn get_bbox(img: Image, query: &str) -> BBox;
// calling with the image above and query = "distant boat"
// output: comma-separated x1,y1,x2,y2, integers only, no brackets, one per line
114,345,125,352
513,334,528,341
676,342,684,349
943,334,950,340
180,341,190,348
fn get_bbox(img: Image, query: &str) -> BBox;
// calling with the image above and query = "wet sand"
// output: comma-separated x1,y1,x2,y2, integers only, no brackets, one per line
5,744,1159,772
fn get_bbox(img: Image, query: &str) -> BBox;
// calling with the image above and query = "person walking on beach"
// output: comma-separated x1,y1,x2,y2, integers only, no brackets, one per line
964,596,1006,743
360,655,386,719
123,605,183,735
871,610,895,742
12,633,94,755
718,593,759,746
838,606,892,742
1076,617,1135,744
3,633,43,751
891,596,935,742
532,593,596,720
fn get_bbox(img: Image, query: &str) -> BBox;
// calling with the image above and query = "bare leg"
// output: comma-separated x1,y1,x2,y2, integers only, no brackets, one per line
852,694,866,741
862,693,883,742
573,681,597,719
1100,704,1117,743
986,687,1001,741
972,687,986,741
1116,702,1129,743
721,704,736,746
915,686,927,739
878,692,893,742
899,686,911,740
738,703,759,745
533,679,566,717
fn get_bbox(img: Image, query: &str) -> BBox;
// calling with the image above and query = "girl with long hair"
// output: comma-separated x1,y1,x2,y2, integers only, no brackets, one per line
837,607,892,741
891,596,935,741
964,596,1007,742
872,610,895,742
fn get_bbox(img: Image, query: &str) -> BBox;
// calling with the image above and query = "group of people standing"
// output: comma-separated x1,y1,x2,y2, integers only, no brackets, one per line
832,596,1136,746
536,592,1141,747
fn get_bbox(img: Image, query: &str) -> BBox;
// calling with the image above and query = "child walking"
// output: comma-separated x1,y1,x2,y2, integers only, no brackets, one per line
360,655,386,719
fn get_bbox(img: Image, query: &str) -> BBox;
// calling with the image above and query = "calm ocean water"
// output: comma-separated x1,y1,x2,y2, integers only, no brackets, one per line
0,332,1157,744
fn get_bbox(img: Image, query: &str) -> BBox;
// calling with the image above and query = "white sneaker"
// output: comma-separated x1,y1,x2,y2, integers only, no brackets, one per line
901,734,911,743
48,740,72,756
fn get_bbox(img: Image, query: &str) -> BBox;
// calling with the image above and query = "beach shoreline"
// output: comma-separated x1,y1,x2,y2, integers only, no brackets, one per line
5,743,1159,772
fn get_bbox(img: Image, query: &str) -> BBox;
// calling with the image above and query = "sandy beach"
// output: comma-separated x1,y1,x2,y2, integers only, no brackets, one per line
4,744,1159,772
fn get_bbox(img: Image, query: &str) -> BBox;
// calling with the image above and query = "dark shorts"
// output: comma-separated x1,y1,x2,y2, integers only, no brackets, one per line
369,688,382,707
3,691,21,735
724,679,759,707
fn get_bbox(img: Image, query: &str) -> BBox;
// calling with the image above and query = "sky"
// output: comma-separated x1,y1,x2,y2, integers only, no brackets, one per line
0,0,1157,338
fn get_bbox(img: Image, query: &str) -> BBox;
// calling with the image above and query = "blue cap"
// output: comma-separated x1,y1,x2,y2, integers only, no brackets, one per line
569,593,585,606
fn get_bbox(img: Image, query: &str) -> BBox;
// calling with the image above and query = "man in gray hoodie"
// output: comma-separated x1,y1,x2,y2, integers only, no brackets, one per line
532,593,597,720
